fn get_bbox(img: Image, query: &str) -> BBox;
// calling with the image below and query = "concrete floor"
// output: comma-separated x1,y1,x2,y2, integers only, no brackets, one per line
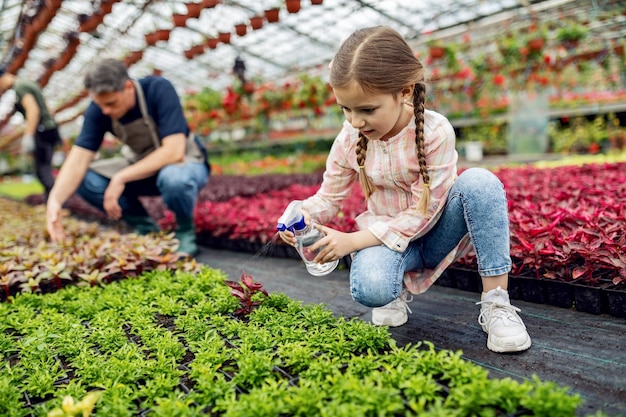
197,246,626,417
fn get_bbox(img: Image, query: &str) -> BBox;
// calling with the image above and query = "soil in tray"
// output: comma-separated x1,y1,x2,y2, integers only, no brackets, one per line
509,274,546,304
543,279,574,309
452,267,481,293
571,279,610,315
605,282,626,319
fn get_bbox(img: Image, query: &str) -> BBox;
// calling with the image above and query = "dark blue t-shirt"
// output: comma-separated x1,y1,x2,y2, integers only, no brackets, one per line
75,76,189,152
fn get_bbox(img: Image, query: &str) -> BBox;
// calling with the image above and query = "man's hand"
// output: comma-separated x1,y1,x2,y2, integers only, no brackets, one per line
46,199,65,242
21,133,35,153
103,176,125,220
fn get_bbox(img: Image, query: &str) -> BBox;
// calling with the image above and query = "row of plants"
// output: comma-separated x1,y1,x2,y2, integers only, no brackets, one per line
2,111,624,178
167,163,625,287
174,7,626,141
456,113,626,156
23,157,620,318
0,265,590,416
183,73,337,139
20,159,624,291
0,198,197,302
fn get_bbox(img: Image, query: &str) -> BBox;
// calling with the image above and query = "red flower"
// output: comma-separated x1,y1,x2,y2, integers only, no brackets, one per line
493,74,506,86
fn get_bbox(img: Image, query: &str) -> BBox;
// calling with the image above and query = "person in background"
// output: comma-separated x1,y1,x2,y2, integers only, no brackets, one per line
45,58,210,256
277,26,531,353
0,65,62,200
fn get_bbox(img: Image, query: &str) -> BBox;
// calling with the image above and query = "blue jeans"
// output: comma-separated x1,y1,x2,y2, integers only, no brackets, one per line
350,167,511,307
77,162,209,219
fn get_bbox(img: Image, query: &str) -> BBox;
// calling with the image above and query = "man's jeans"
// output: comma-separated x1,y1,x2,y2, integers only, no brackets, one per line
350,167,511,307
77,162,209,219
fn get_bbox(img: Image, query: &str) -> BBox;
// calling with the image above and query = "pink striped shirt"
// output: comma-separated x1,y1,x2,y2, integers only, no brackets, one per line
303,109,473,294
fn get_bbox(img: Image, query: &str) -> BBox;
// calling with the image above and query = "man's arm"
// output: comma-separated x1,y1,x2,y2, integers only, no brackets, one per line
46,146,96,241
102,133,186,220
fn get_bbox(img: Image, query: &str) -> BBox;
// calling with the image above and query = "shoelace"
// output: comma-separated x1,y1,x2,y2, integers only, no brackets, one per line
476,301,522,327
399,290,414,315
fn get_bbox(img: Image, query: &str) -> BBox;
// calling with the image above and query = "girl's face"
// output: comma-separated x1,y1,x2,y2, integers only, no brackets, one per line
333,81,413,141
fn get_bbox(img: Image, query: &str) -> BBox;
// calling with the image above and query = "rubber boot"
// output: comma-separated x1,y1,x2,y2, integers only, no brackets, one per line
123,215,161,235
175,218,198,257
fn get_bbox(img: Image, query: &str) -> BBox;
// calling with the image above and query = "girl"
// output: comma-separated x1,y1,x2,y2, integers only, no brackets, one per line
278,26,530,353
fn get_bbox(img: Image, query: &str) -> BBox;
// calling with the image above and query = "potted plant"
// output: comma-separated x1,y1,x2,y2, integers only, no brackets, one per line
525,24,547,54
144,31,160,46
185,2,204,18
235,23,247,36
205,37,219,49
556,22,588,49
172,13,188,27
425,40,459,70
218,31,231,44
264,7,280,23
285,0,301,13
250,15,264,29
498,34,522,65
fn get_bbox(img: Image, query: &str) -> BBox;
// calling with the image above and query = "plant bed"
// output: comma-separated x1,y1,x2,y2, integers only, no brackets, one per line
0,268,586,416
17,161,626,318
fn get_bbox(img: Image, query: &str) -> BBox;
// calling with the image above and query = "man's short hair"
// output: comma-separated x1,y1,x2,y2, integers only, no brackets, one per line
84,58,130,93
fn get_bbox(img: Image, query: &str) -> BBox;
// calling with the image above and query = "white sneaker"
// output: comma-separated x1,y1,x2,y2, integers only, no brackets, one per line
372,290,413,327
477,287,532,353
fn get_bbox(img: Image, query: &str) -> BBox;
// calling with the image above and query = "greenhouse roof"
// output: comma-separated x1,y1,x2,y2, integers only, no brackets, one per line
0,0,585,124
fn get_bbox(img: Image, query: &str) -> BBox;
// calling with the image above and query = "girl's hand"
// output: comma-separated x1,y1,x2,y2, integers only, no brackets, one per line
278,229,297,247
278,209,312,247
311,225,354,264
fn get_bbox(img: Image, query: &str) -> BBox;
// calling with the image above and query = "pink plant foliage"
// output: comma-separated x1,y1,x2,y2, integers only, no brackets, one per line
144,163,626,286
500,162,626,284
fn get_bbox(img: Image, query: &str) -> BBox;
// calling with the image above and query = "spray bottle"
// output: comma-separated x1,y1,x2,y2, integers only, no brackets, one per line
277,200,339,276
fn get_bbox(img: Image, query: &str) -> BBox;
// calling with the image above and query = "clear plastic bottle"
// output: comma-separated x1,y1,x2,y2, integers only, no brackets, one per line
277,201,339,276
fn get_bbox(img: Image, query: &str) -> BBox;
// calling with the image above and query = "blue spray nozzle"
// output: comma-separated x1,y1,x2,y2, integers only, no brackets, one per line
277,200,307,232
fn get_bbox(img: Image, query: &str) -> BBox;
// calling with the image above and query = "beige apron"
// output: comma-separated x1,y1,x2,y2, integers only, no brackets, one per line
90,79,205,178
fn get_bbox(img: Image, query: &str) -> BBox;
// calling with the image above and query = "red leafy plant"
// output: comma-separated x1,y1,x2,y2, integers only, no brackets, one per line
500,162,626,285
225,271,269,316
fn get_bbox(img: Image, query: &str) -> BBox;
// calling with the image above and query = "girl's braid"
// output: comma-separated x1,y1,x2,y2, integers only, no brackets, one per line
413,83,431,216
356,132,375,198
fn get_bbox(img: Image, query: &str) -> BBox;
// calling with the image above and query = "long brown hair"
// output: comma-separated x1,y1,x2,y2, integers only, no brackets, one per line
329,26,431,215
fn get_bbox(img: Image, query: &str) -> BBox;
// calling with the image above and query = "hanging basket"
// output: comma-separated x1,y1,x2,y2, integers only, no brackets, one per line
286,0,301,13
218,31,231,44
155,28,171,41
205,37,219,49
100,0,115,14
250,15,264,30
173,13,188,27
186,2,203,18
428,46,445,60
264,8,280,23
144,32,160,46
527,37,545,53
235,23,247,37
